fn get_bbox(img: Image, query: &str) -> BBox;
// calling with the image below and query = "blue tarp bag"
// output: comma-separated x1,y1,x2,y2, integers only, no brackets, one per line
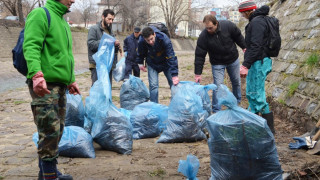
33,126,95,158
178,154,200,180
171,81,216,115
85,33,133,154
120,75,150,110
130,102,168,139
157,84,207,143
171,81,197,99
66,91,85,127
206,85,283,180
12,7,50,76
91,104,133,154
112,52,127,82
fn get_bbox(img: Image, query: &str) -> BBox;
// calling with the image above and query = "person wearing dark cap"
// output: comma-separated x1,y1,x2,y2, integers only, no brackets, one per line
239,0,275,133
123,27,141,79
194,14,246,113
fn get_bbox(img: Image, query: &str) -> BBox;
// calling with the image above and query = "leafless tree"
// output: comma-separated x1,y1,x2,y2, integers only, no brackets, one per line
73,0,97,27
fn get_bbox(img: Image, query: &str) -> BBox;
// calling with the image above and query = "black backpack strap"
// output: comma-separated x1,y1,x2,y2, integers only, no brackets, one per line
42,7,51,29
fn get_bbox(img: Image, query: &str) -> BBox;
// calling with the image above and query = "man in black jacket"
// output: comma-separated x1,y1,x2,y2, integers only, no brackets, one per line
239,0,275,133
194,14,246,113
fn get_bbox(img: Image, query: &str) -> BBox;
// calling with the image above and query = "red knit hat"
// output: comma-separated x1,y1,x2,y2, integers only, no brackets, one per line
238,0,257,12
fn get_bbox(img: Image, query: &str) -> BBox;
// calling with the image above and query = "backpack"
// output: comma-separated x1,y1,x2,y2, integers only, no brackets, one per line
12,7,51,76
264,16,281,57
148,22,170,38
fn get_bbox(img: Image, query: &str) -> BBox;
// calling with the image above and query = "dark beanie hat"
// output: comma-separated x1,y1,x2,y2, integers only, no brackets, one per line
238,0,257,12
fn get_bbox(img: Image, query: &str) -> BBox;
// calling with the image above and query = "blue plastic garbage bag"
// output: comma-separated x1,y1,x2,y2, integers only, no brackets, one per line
171,81,197,99
91,104,133,154
157,84,207,143
66,91,85,127
120,108,132,120
84,33,133,154
33,126,95,158
171,81,216,115
120,75,150,110
178,154,200,180
130,102,168,139
84,33,115,133
206,85,282,180
112,52,127,82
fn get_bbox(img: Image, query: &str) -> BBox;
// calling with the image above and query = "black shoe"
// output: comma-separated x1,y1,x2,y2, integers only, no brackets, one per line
262,112,275,134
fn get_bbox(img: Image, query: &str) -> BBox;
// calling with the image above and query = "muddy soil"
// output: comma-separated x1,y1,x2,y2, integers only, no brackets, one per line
1,51,320,180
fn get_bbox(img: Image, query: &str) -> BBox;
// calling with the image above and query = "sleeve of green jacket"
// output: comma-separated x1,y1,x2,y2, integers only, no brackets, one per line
23,8,49,78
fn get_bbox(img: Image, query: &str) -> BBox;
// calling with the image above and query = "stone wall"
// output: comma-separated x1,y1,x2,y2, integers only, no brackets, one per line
266,0,320,125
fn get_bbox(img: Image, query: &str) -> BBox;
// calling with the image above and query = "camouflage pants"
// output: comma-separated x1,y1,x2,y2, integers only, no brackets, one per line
28,81,67,161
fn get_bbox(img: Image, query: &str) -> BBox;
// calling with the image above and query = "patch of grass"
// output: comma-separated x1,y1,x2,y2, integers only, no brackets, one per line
148,168,166,177
305,53,319,69
185,65,193,70
112,96,120,102
14,100,28,105
278,99,286,105
70,26,88,33
286,82,299,97
0,176,4,180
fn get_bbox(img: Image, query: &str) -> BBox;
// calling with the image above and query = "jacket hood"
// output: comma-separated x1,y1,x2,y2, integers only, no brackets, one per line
250,5,269,20
46,0,68,17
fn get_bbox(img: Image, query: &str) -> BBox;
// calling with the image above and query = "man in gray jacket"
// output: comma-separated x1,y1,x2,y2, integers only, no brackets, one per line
87,9,122,86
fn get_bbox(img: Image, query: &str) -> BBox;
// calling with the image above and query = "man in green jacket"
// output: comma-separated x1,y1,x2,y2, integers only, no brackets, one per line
23,0,78,179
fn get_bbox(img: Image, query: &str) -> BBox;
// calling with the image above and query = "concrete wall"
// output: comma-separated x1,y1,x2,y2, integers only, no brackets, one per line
264,0,320,122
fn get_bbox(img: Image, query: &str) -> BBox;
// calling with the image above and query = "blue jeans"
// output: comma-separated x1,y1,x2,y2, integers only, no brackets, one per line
148,66,173,103
212,58,241,112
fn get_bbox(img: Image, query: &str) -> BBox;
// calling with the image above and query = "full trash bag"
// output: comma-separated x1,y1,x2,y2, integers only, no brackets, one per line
171,81,216,115
85,33,133,154
65,91,85,127
171,81,197,99
33,126,95,158
206,85,282,180
120,75,150,110
112,52,127,82
130,102,168,139
178,154,200,180
157,84,208,143
91,104,133,154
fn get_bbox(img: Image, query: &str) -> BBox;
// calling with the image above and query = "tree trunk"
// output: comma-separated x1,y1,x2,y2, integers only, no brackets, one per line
17,0,24,24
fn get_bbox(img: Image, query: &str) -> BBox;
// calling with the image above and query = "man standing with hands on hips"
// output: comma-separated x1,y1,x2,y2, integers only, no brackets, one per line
136,26,179,103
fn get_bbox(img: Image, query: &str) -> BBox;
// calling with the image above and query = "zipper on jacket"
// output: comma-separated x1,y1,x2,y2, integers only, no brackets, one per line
64,25,73,84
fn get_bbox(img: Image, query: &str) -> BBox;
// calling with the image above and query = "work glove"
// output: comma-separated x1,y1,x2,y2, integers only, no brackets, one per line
138,64,147,72
32,71,51,97
67,82,81,95
288,136,316,149
195,74,201,83
172,76,179,86
240,65,249,78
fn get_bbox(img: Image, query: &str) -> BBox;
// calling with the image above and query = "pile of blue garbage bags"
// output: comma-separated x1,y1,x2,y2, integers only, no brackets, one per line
32,33,283,178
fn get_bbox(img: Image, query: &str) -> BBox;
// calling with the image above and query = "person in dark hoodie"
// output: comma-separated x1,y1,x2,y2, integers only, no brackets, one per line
194,14,246,113
136,26,179,103
239,0,275,133
87,9,122,86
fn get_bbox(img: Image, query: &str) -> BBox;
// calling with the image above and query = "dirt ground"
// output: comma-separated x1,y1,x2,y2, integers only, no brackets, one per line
1,51,320,180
